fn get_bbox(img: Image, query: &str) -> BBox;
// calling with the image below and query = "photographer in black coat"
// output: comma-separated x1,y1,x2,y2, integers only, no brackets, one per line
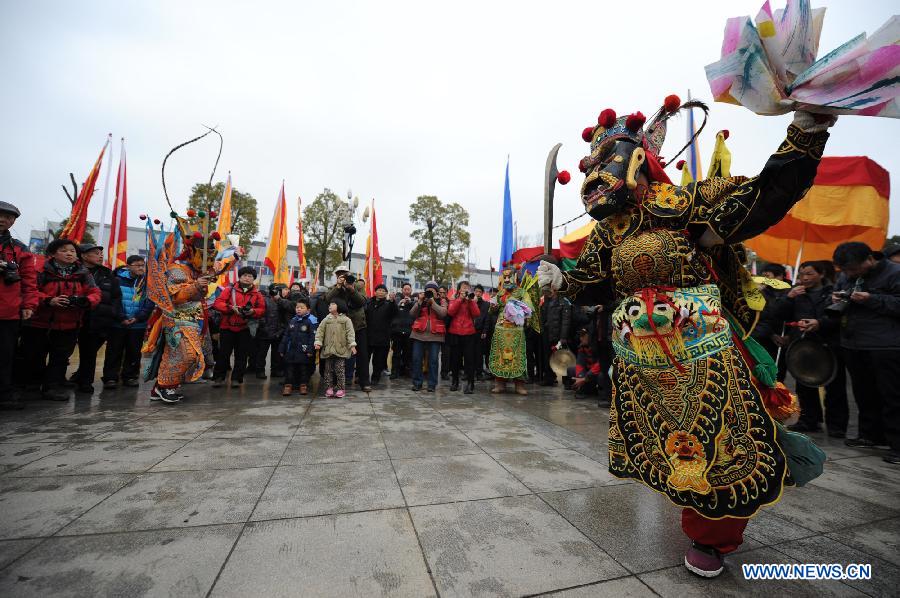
473,284,490,380
70,244,121,394
827,242,900,464
390,282,415,378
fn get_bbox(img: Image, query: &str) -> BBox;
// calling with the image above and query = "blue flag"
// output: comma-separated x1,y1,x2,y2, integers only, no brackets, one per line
499,158,514,266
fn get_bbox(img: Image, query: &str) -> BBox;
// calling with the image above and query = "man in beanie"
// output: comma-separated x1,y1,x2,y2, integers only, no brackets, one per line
0,201,38,409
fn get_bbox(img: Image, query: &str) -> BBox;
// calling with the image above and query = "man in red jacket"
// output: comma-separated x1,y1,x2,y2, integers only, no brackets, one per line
447,280,481,394
0,202,38,409
212,266,265,387
20,239,101,400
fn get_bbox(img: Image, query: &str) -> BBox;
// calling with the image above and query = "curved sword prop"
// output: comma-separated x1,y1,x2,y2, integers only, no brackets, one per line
543,142,562,254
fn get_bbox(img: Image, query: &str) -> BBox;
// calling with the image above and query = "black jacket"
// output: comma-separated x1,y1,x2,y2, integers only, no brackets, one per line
257,295,293,340
833,259,900,350
279,313,318,364
752,285,789,342
772,284,839,344
542,295,573,345
84,264,122,331
391,295,415,335
365,297,397,346
473,298,490,334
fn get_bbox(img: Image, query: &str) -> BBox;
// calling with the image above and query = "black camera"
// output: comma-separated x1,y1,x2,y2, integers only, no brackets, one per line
64,295,89,308
424,289,434,300
467,292,476,300
826,279,862,316
344,273,356,284
0,260,20,285
240,304,254,317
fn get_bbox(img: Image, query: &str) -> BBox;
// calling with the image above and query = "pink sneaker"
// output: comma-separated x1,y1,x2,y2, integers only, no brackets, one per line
325,387,334,397
684,542,724,578
335,389,345,398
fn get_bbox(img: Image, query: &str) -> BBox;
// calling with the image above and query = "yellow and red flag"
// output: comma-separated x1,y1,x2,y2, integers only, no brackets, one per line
60,136,109,242
264,181,290,284
296,196,308,279
106,138,128,268
363,199,383,297
747,156,890,264
216,172,233,249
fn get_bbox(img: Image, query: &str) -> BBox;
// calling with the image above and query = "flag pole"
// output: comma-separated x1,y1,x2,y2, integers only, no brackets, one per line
96,133,114,250
108,137,125,268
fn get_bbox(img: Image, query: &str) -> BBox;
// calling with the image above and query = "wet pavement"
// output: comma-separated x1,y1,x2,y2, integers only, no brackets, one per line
1,376,898,597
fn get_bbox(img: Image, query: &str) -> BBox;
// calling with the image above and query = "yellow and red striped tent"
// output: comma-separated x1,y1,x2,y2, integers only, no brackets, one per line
747,156,890,265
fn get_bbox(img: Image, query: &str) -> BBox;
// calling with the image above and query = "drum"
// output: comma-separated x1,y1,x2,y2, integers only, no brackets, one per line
785,335,838,387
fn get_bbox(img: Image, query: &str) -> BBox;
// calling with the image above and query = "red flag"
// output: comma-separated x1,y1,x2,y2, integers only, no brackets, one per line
59,137,109,242
363,199,383,297
107,138,128,268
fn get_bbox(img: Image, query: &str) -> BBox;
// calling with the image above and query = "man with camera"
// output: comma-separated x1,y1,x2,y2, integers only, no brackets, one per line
0,202,38,409
326,269,371,391
211,266,266,388
69,243,122,394
409,281,449,392
447,280,480,394
823,242,900,464
390,282,415,379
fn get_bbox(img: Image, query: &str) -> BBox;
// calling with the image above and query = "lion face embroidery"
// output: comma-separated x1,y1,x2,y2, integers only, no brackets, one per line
664,431,711,494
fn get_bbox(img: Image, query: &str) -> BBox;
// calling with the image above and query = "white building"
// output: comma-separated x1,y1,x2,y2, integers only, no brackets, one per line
34,221,500,291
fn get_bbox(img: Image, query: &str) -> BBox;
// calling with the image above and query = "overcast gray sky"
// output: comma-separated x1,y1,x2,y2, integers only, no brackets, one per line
2,0,898,266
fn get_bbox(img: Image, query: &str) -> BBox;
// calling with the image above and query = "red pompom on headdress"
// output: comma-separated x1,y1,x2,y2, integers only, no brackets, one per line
625,111,646,132
578,158,588,173
139,214,147,220
597,109,617,128
557,171,571,185
153,219,161,225
186,209,197,218
210,231,221,241
581,127,594,142
720,129,730,140
675,160,686,170
209,210,218,218
664,94,681,113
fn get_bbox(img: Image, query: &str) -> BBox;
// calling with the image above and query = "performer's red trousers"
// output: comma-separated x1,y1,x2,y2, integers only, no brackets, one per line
681,508,748,554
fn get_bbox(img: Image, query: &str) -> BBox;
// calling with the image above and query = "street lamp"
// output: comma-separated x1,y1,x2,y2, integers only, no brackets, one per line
342,188,359,269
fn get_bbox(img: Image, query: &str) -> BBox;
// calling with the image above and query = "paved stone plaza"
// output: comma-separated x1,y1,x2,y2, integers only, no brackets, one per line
0,378,898,597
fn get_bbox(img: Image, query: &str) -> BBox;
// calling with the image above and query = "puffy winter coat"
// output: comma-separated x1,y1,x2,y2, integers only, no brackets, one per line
314,313,356,358
447,298,480,336
114,267,154,329
28,260,101,330
279,313,318,363
83,264,122,331
0,234,38,321
212,284,266,332
257,295,293,340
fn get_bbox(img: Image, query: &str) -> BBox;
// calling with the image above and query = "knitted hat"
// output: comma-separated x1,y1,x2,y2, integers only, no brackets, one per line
424,281,439,291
